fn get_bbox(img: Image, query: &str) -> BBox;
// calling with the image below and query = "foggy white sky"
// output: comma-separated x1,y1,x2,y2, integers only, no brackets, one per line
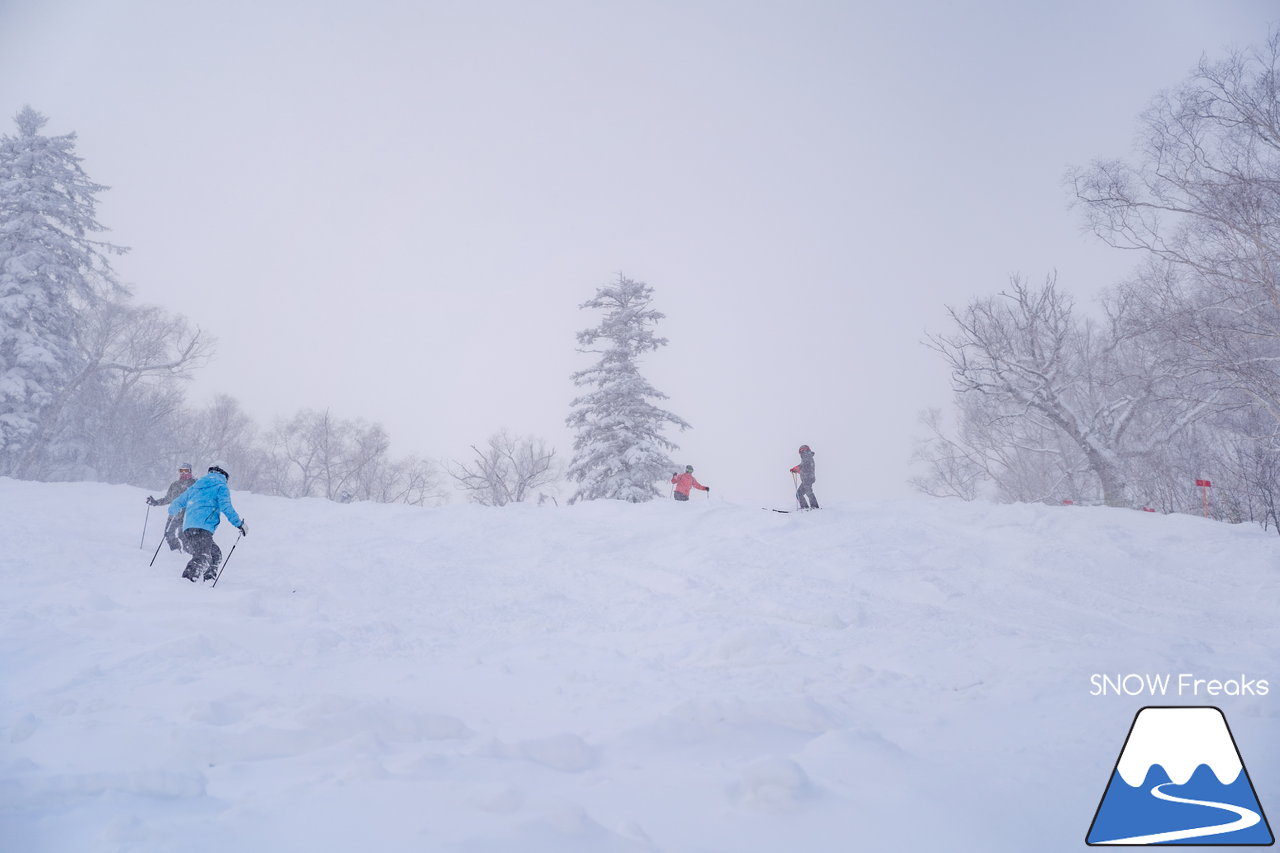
2,1,1276,505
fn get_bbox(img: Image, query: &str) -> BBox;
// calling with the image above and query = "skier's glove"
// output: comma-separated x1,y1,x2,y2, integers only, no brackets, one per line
146,496,157,505
705,486,711,492
238,521,248,536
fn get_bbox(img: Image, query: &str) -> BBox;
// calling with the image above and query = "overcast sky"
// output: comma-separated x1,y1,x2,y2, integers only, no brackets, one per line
2,1,1277,506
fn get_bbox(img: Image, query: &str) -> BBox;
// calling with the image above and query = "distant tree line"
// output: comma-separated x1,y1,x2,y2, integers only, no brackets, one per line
0,106,432,503
0,107,689,505
916,30,1280,532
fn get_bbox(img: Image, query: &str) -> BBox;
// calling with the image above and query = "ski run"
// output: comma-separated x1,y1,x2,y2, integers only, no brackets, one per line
2,476,1278,851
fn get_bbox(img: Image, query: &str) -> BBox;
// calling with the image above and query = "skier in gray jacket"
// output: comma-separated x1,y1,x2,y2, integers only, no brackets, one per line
146,462,196,551
789,445,819,509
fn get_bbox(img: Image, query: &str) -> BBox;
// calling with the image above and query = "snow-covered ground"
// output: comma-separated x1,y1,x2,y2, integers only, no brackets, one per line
2,477,1277,852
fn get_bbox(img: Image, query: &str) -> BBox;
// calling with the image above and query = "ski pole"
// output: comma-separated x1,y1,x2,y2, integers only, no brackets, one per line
148,535,165,567
792,471,800,509
140,504,151,549
211,532,243,588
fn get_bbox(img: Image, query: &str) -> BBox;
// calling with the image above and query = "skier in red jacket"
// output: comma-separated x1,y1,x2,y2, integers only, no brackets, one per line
671,465,710,501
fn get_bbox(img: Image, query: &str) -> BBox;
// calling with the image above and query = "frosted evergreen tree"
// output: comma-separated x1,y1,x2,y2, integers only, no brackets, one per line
565,274,690,503
0,106,122,475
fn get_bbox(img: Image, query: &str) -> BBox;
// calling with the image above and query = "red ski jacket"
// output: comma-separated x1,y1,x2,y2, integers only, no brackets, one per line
671,472,707,496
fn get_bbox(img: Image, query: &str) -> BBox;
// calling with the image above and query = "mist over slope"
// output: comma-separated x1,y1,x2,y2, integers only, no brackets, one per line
2,478,1277,851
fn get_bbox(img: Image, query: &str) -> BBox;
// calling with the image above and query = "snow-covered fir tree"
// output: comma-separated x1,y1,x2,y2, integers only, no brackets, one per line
565,274,690,503
0,106,122,476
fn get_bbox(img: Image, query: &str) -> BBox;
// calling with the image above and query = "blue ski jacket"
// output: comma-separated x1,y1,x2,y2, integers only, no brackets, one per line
168,471,243,533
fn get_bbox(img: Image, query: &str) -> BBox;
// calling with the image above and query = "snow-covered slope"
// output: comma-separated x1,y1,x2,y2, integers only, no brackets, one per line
2,478,1277,852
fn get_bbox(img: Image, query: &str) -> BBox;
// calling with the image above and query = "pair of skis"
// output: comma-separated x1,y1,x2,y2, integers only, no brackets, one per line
765,469,821,512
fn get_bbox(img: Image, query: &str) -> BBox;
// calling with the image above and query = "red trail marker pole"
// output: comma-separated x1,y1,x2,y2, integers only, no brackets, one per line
1195,479,1212,518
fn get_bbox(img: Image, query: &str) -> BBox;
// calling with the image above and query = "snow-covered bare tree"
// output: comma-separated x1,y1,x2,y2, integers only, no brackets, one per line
263,409,393,500
565,274,689,503
1226,422,1280,531
1065,31,1280,525
911,400,1092,504
181,394,268,491
0,106,125,475
449,429,559,506
910,408,985,501
13,295,212,480
351,454,445,506
1070,31,1280,424
926,275,1214,506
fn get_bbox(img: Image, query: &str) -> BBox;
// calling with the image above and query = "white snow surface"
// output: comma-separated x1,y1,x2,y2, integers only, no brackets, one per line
2,478,1278,851
1116,706,1242,786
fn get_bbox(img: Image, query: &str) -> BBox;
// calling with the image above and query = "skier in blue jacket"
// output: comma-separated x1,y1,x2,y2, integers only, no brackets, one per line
168,464,247,582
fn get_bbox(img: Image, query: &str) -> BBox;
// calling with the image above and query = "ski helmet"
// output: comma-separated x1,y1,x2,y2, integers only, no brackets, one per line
799,445,811,453
685,465,694,473
208,464,230,481
178,462,192,471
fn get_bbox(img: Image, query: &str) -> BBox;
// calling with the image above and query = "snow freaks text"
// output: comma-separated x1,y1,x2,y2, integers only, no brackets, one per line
1090,674,1269,697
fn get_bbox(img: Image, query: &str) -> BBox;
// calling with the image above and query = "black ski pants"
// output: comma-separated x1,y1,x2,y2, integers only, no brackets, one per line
180,528,221,578
797,481,819,509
